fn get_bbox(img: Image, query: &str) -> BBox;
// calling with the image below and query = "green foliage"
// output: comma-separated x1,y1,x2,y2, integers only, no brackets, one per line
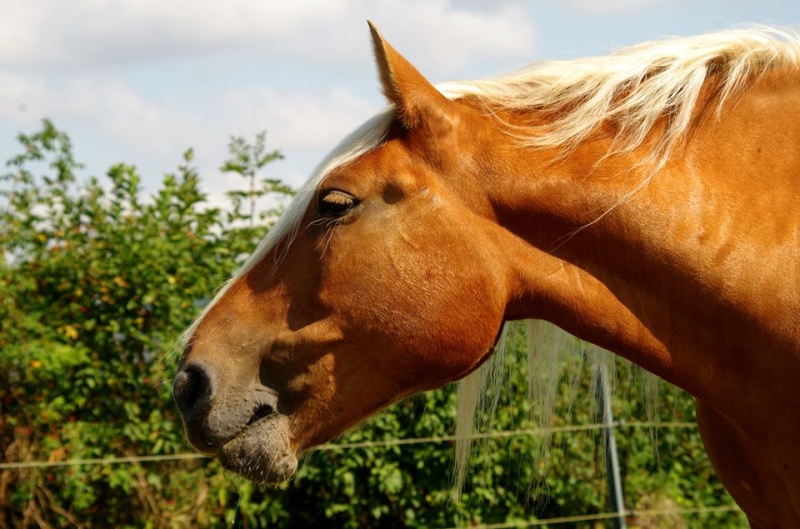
0,121,291,528
221,132,287,227
0,120,743,528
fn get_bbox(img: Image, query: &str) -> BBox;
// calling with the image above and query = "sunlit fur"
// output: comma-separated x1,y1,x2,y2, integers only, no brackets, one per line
448,25,800,496
178,108,394,351
180,25,800,507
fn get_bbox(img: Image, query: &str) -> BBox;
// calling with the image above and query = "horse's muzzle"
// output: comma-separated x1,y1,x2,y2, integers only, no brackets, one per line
173,362,298,483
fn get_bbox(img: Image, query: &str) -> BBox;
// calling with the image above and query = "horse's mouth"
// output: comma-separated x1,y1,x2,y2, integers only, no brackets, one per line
217,413,298,484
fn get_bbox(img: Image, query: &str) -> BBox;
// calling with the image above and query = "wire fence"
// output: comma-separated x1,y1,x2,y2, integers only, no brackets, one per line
442,505,743,528
0,420,744,526
0,420,695,470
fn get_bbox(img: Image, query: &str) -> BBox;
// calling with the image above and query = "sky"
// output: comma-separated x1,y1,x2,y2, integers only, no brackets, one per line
1,0,799,206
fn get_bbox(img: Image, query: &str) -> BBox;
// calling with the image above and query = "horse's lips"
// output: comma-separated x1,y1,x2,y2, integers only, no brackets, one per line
218,413,298,484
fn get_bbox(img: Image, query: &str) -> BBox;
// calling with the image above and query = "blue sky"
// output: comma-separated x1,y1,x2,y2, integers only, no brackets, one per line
2,0,799,206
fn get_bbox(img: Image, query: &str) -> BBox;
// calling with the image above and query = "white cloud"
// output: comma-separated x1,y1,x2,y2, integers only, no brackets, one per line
0,0,538,160
0,69,378,186
370,0,536,73
0,0,536,73
0,72,202,158
558,0,672,14
0,0,350,68
215,87,378,150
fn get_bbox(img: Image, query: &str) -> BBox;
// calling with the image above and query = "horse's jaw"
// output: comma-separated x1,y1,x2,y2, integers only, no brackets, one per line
216,413,298,484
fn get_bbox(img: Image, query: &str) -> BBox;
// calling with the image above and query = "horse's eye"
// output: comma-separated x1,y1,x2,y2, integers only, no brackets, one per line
318,189,357,217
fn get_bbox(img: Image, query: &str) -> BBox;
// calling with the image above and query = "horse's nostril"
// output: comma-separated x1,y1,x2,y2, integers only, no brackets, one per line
173,364,212,422
247,404,275,426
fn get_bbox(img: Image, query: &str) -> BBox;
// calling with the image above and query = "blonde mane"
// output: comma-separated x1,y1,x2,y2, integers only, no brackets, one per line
180,25,800,491
442,25,800,162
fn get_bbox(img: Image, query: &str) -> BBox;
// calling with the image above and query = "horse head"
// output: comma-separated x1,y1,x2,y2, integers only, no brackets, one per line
173,23,530,483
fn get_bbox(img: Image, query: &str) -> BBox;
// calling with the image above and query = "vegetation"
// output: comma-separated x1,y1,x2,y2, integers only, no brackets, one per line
1,120,742,528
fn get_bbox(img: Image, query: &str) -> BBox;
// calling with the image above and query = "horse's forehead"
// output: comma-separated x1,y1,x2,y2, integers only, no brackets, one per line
325,135,431,188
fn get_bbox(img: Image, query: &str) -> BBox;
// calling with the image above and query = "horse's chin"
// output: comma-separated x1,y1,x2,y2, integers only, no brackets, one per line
217,414,298,484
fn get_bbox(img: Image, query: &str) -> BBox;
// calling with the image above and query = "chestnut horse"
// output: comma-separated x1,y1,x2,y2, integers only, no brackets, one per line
174,23,800,527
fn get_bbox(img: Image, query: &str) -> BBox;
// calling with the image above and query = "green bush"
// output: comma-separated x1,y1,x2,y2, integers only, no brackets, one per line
0,120,743,528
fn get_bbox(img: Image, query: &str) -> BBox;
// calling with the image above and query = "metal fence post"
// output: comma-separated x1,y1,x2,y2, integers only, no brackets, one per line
595,363,627,529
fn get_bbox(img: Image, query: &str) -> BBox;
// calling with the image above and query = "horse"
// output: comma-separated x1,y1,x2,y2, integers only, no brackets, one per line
173,22,800,527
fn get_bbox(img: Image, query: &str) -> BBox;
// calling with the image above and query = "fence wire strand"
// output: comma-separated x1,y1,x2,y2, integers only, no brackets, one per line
0,421,696,470
0,420,743,526
444,505,743,528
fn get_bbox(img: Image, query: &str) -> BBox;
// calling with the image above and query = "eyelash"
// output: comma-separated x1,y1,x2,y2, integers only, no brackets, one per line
317,189,357,217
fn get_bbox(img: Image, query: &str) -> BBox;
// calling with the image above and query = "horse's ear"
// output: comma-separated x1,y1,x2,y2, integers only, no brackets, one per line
368,20,455,131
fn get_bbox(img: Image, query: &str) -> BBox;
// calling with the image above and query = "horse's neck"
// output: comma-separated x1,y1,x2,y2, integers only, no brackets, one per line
489,79,800,421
